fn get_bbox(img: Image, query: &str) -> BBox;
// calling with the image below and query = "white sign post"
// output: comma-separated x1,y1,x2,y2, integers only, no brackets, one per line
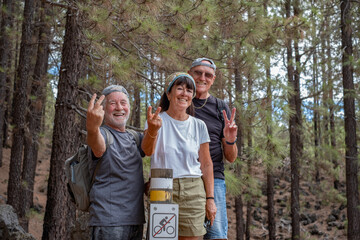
149,203,178,240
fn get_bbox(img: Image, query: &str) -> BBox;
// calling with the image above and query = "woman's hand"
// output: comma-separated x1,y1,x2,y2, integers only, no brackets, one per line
142,106,162,156
146,106,162,135
199,143,217,225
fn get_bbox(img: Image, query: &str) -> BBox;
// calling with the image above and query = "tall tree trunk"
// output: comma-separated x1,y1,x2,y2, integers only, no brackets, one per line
132,83,141,128
20,1,52,230
265,51,275,240
42,2,85,239
7,0,35,214
234,56,244,157
293,1,303,156
234,66,244,240
321,35,329,147
285,0,300,239
326,21,338,189
3,55,12,148
245,75,253,240
150,53,155,107
4,3,21,149
340,1,360,239
235,194,244,240
311,0,320,182
312,38,320,182
263,2,275,238
0,0,13,166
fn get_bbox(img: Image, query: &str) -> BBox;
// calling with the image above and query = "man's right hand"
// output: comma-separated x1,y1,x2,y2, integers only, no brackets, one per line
86,94,105,132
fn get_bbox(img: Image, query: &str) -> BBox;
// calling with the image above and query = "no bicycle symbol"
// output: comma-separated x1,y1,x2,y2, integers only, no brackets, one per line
152,213,176,238
149,203,178,240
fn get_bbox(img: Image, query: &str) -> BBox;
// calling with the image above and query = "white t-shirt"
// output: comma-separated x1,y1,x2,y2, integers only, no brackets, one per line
145,112,210,178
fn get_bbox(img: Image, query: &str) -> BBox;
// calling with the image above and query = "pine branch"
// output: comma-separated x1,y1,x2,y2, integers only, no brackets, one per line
45,1,76,10
135,71,163,90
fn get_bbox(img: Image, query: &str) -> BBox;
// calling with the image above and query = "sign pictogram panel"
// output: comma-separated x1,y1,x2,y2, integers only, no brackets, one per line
149,203,178,239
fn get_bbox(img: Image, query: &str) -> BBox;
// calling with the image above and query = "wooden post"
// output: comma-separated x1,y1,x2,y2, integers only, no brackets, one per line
149,168,173,203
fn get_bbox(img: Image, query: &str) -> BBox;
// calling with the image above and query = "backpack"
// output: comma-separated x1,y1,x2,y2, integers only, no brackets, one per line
65,127,140,211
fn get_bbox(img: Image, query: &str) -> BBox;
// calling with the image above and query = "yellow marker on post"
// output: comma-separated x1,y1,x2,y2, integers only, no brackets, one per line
149,168,173,203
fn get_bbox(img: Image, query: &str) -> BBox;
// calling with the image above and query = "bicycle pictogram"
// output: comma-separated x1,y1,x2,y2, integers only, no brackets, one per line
152,213,176,238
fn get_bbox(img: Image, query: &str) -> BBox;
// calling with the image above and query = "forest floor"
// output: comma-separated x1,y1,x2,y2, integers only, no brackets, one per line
0,139,348,240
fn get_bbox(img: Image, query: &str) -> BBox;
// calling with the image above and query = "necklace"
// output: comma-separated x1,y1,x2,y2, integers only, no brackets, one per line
194,97,208,109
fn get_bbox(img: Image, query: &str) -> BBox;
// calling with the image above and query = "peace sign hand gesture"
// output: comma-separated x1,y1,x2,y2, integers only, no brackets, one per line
86,94,105,132
223,108,237,143
146,106,162,135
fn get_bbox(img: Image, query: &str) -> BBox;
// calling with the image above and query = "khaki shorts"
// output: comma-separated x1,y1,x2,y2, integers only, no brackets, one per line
173,177,206,237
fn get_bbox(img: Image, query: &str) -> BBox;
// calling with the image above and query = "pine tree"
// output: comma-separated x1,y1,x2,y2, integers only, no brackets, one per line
42,1,86,238
7,0,36,215
340,0,360,238
0,0,13,166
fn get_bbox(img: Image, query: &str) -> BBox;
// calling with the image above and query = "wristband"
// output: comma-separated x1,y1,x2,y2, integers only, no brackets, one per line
225,137,237,145
206,197,214,200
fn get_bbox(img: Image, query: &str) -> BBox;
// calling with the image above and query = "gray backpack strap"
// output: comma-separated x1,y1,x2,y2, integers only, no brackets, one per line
102,127,114,145
126,128,141,148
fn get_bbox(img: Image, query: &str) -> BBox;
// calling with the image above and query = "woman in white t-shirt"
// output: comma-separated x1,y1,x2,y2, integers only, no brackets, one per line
144,72,217,240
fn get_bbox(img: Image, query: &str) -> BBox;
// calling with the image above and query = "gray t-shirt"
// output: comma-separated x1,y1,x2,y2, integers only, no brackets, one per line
88,125,145,226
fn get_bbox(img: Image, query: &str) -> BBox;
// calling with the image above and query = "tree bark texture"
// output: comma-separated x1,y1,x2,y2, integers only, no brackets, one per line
340,1,360,239
132,83,141,128
313,47,320,182
245,75,253,240
235,195,244,240
20,2,52,230
265,51,275,240
234,62,244,240
234,65,243,155
326,26,339,189
42,3,85,239
285,0,300,239
7,0,35,214
321,36,329,147
0,0,13,166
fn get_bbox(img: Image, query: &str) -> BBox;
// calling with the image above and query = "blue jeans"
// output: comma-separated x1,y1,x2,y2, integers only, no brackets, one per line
204,178,228,239
91,225,143,240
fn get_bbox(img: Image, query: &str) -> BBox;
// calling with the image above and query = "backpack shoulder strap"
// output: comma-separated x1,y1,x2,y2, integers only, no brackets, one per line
126,128,141,148
101,127,114,146
216,98,226,128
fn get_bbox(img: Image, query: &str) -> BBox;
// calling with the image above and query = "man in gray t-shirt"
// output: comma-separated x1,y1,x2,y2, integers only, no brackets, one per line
86,85,161,240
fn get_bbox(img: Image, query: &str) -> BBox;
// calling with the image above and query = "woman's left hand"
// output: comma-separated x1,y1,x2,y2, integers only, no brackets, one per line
222,108,237,143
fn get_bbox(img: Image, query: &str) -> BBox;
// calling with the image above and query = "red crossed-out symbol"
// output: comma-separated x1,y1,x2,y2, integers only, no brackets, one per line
153,214,175,237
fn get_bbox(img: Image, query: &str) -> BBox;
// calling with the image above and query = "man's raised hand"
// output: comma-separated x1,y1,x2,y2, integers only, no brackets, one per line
222,108,237,143
86,94,105,131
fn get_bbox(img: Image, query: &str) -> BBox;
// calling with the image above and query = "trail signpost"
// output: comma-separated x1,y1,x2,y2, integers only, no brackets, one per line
149,169,178,240
149,203,178,239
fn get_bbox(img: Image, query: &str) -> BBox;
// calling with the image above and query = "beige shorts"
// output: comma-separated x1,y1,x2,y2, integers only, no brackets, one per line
173,177,206,237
